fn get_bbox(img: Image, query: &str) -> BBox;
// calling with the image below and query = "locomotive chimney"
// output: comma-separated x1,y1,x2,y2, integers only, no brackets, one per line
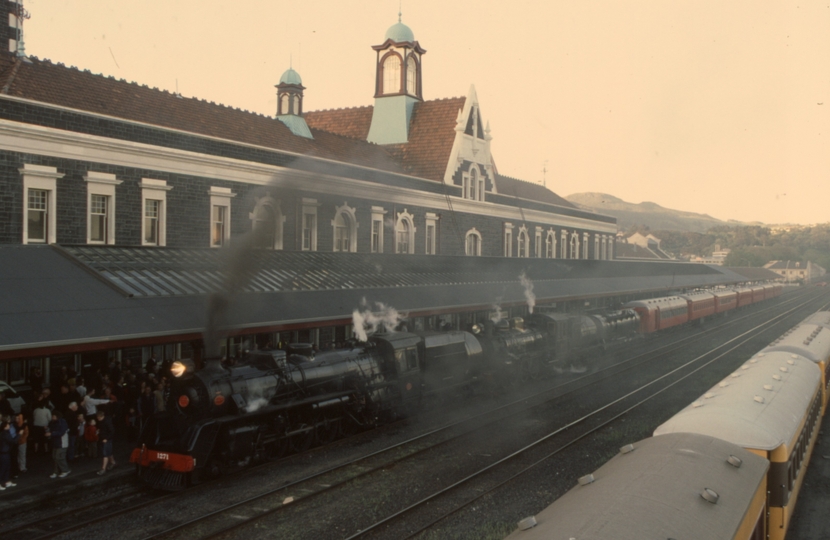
202,357,226,373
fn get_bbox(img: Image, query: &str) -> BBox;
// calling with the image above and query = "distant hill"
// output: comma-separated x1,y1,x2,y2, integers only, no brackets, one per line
565,193,753,233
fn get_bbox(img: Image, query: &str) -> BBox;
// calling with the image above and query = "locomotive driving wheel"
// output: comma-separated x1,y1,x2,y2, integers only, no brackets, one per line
264,415,290,459
517,357,543,382
315,410,342,445
288,410,316,452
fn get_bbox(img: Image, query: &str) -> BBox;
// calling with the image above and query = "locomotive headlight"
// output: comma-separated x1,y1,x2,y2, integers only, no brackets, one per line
171,361,187,377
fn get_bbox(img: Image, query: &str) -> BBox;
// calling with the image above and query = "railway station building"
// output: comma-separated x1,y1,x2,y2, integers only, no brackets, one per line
0,3,782,390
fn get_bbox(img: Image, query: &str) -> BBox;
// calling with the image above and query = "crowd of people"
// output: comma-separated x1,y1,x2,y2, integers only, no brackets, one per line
0,354,172,491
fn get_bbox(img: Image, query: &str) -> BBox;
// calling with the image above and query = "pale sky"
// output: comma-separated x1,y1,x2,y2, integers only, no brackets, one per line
21,0,830,225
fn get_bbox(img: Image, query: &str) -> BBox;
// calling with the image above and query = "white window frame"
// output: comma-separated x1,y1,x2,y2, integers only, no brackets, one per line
406,55,417,95
395,209,416,254
332,202,358,253
85,172,122,245
371,206,387,253
546,229,556,259
140,178,173,247
249,194,285,250
382,53,402,95
535,227,543,258
504,222,514,257
300,197,320,251
561,229,568,259
425,212,438,255
465,228,482,256
601,236,607,260
583,232,590,259
517,225,530,258
209,186,235,248
21,164,63,245
570,232,580,259
462,164,485,201
594,233,601,260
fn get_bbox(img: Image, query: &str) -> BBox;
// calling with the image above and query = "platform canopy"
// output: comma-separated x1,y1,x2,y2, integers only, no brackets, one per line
0,244,758,358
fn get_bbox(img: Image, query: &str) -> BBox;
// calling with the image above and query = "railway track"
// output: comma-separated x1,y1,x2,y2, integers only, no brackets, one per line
188,290,828,539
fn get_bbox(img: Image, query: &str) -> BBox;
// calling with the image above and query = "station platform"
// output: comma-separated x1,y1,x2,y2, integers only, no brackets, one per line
0,442,135,513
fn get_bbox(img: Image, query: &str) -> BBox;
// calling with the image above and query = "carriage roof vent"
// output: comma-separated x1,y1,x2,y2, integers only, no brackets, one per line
701,488,719,504
727,455,743,468
517,516,537,531
578,474,595,486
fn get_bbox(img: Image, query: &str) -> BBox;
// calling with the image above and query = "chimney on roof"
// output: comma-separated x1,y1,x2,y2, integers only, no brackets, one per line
5,0,29,58
1,1,21,56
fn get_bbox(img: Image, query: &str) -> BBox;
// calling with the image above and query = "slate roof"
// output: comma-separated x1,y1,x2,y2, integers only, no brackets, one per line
0,55,404,173
0,245,761,357
614,242,661,260
727,267,783,281
495,174,576,208
765,260,806,270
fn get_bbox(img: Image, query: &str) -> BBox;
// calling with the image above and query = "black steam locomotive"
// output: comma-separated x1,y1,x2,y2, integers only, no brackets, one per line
131,309,639,489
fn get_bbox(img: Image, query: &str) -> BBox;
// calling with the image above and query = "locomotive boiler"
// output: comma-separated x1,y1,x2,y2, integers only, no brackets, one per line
131,332,483,489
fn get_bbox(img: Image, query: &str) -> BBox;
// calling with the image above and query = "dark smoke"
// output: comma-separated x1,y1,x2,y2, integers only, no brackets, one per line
203,208,269,358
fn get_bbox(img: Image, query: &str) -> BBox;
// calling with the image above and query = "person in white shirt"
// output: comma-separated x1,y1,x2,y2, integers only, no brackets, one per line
32,403,52,455
81,389,110,420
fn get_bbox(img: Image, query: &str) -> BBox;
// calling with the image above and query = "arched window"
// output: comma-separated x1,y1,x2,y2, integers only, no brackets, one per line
469,168,477,200
570,232,579,259
601,236,607,260
465,228,482,256
292,94,301,115
279,94,289,115
395,210,415,254
560,230,568,259
517,226,530,258
250,196,284,249
406,55,417,95
546,230,556,258
332,203,357,252
382,54,402,94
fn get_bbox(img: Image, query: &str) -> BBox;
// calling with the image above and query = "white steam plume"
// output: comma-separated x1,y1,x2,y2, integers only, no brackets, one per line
245,397,269,413
352,298,407,341
520,272,536,314
490,297,504,323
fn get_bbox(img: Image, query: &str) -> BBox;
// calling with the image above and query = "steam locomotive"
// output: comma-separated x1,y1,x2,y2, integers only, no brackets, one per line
130,309,641,489
131,285,779,489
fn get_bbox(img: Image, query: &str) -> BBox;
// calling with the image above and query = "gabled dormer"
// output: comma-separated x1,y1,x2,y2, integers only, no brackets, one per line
445,85,495,200
275,67,313,139
367,15,426,144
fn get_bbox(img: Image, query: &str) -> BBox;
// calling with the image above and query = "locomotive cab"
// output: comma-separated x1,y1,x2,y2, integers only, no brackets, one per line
370,332,423,408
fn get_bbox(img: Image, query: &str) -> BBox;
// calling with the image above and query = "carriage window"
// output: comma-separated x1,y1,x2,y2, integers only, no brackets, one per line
405,348,418,370
395,348,419,371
